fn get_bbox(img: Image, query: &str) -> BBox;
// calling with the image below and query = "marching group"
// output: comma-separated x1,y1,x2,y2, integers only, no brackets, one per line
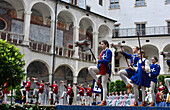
1,40,170,107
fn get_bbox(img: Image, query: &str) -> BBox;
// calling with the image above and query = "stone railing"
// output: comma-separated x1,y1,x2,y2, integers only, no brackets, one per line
113,26,170,37
56,46,75,58
78,51,94,62
29,38,51,53
0,30,24,44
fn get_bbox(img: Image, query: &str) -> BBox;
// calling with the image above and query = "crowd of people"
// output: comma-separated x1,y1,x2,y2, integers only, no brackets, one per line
0,40,170,107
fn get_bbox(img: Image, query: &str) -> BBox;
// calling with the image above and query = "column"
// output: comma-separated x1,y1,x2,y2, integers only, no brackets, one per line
72,75,78,105
92,31,99,59
73,26,79,58
23,11,32,45
159,51,165,74
110,48,115,79
49,19,56,54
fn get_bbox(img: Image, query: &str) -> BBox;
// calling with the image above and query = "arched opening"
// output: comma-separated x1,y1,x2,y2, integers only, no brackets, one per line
78,68,93,85
57,11,75,48
142,45,159,62
98,24,111,40
27,61,49,95
115,46,132,73
78,18,94,60
54,65,73,104
0,0,24,42
163,44,170,73
29,2,52,52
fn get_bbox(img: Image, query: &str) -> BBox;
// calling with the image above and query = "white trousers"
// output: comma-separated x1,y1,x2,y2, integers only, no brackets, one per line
61,91,70,104
3,93,7,103
76,94,84,105
49,91,57,103
150,81,156,103
133,84,145,102
86,96,92,105
88,66,109,101
20,88,29,102
33,89,42,104
165,78,170,92
118,70,131,86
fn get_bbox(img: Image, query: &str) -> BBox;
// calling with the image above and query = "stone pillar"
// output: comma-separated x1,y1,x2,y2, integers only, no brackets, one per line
23,11,32,45
92,31,99,59
73,26,79,58
50,19,56,53
110,48,115,79
159,51,165,74
72,75,78,105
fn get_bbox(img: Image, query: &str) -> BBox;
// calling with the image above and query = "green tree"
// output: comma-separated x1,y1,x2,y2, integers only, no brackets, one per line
114,79,126,93
109,81,115,93
0,39,25,91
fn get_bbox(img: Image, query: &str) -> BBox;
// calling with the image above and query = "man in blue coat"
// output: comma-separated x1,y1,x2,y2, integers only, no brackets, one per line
88,40,112,106
118,46,139,94
148,56,161,107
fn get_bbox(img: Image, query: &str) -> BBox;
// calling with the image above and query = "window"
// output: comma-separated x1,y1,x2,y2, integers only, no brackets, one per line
0,18,7,30
70,0,77,5
99,0,103,6
86,6,91,11
168,22,170,34
167,0,170,3
110,0,119,9
113,25,119,37
136,23,146,36
135,0,145,6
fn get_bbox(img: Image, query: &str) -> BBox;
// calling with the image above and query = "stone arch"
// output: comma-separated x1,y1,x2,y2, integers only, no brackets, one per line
79,17,95,50
98,24,112,38
78,16,95,31
29,1,55,21
28,1,55,45
117,45,132,71
163,44,170,52
54,64,74,85
142,44,159,62
162,44,170,73
1,0,26,19
77,67,93,85
54,64,74,101
57,10,76,48
27,60,50,90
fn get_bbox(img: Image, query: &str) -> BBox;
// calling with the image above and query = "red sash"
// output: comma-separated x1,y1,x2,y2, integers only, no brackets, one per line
99,51,107,75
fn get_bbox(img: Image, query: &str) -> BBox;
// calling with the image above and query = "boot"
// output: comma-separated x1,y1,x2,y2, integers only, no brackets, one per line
32,95,35,98
60,97,64,99
21,95,25,100
97,79,102,89
166,92,170,103
148,102,155,107
49,98,51,101
2,102,7,104
81,104,84,105
126,83,132,94
130,101,138,106
98,100,106,106
139,101,146,106
67,104,70,105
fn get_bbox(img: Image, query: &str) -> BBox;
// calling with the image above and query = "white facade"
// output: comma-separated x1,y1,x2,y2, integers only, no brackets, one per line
87,0,170,76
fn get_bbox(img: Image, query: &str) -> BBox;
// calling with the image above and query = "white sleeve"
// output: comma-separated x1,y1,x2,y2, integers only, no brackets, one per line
145,60,150,73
